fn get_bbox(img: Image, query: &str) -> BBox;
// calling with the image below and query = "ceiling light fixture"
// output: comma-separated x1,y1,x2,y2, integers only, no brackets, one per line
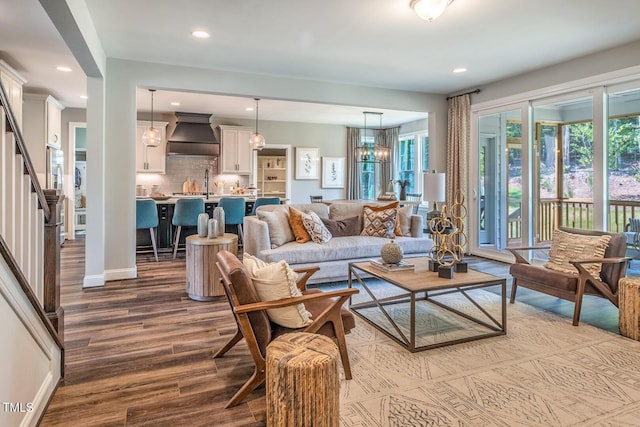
249,98,266,151
355,112,390,163
170,102,181,106
191,30,210,39
80,95,88,99
56,66,72,72
142,89,162,147
410,0,454,21
453,67,467,73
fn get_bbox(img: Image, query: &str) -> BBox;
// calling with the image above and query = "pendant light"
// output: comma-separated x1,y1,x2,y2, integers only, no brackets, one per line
142,89,162,147
354,112,390,163
249,98,266,151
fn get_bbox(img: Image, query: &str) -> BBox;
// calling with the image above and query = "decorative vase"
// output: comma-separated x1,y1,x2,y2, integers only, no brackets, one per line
197,213,209,237
213,206,225,237
380,239,404,264
399,187,407,201
208,219,217,239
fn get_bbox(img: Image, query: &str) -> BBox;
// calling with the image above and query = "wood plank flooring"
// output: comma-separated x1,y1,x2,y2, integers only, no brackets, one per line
40,238,631,426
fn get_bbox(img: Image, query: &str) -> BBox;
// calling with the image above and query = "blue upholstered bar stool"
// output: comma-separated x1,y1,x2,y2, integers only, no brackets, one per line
136,199,159,262
218,197,245,244
172,198,205,260
250,197,280,215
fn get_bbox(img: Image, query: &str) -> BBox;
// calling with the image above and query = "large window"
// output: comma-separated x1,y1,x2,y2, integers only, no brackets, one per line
397,133,428,194
359,135,376,199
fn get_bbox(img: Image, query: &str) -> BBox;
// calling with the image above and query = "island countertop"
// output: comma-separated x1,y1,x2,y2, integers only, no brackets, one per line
136,195,288,204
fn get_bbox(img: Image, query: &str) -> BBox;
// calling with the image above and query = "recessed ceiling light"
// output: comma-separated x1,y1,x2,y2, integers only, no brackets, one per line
56,66,72,72
191,30,210,39
453,67,467,73
245,107,254,112
80,95,88,99
170,102,181,106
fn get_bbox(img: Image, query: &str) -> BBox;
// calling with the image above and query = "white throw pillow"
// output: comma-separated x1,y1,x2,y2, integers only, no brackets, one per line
257,207,295,248
242,254,312,328
301,211,332,243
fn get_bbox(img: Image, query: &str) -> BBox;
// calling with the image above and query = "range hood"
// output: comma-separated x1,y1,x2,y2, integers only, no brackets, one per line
167,112,219,156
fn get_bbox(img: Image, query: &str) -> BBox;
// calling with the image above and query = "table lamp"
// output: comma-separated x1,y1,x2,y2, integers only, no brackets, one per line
423,171,446,223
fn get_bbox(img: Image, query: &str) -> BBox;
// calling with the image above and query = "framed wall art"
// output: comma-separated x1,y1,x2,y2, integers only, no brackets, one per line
322,157,345,188
295,147,319,180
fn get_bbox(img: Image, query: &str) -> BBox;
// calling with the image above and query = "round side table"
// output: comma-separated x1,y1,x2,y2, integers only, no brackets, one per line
185,233,238,301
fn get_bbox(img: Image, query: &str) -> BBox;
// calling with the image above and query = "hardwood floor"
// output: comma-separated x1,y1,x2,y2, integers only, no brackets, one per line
41,238,630,426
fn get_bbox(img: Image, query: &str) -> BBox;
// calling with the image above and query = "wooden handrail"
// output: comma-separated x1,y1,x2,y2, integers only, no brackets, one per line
0,80,50,220
0,235,63,351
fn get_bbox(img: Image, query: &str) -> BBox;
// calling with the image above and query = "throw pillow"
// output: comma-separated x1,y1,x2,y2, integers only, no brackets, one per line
544,229,611,276
257,207,295,248
242,254,312,328
396,205,413,236
361,206,397,238
321,216,359,237
289,206,311,243
364,201,404,236
301,211,332,243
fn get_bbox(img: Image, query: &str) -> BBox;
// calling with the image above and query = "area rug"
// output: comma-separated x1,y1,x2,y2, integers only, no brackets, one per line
339,289,640,426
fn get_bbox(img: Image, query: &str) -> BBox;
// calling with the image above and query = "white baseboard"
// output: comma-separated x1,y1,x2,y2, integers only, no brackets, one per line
82,274,105,288
104,267,137,282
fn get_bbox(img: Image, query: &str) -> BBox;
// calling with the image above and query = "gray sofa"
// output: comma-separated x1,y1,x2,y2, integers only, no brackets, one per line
243,201,433,284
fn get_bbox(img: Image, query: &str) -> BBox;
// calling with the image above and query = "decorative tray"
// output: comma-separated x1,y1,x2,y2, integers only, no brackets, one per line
150,195,171,201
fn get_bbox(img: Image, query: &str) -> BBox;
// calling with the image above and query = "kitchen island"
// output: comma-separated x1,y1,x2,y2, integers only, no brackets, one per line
136,195,287,255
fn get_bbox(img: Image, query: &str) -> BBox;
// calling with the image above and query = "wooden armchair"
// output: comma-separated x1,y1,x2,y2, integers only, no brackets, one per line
508,227,630,326
214,250,359,408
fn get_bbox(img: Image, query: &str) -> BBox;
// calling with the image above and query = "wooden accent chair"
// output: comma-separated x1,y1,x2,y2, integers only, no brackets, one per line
508,227,630,326
214,250,359,408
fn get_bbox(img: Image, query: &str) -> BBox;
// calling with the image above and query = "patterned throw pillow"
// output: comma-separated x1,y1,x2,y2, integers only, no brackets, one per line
544,229,611,276
360,206,397,238
242,254,312,328
301,211,332,243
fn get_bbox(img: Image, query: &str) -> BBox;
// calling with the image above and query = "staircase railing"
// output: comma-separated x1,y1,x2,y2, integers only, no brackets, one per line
0,80,64,354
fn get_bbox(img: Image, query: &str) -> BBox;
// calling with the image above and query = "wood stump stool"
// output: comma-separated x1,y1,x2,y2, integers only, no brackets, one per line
266,333,339,427
619,277,640,340
185,233,238,301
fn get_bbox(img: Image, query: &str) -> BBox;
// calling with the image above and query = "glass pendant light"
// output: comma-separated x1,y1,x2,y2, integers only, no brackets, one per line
249,98,266,151
142,89,162,147
410,0,454,21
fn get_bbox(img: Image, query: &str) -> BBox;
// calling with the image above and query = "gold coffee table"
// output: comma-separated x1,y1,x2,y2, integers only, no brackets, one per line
348,257,506,352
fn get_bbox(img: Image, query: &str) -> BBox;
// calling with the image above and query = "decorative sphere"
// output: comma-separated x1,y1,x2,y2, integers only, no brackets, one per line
380,240,404,264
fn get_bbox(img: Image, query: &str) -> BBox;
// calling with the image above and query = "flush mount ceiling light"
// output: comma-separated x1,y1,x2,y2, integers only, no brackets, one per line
191,30,210,39
410,0,454,21
249,98,266,151
142,89,162,147
355,112,390,163
56,66,72,72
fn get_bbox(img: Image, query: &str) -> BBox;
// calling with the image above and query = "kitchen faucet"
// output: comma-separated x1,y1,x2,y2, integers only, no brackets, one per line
204,167,210,200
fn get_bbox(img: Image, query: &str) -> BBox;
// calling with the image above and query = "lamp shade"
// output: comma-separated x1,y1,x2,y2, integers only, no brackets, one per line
423,172,446,203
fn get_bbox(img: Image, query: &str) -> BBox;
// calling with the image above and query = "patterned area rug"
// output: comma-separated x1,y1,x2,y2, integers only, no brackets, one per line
339,289,640,426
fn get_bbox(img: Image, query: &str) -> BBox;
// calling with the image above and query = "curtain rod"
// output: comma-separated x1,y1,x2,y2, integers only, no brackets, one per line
446,88,480,100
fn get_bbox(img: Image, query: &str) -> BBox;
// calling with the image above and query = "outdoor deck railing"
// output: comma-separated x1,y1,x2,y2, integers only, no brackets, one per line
507,198,640,243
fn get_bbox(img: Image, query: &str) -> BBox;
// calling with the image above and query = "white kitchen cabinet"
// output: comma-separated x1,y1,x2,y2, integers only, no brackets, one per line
46,96,63,148
218,125,253,175
136,120,168,173
0,59,26,129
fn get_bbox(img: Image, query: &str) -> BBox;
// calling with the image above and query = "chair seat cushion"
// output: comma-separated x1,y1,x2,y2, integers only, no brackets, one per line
510,263,578,292
272,289,356,338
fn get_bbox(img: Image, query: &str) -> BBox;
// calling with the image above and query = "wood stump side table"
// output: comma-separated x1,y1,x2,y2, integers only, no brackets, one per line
619,277,640,340
266,333,339,427
185,233,238,301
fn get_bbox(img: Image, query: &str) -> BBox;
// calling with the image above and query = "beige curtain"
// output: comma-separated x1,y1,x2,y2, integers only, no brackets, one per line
346,127,361,199
447,94,471,251
376,126,400,196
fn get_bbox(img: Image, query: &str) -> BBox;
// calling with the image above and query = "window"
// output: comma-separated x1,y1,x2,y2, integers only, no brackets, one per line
359,136,376,199
397,132,428,194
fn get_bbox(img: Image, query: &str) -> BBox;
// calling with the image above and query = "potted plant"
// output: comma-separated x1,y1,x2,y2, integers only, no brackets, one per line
396,179,410,200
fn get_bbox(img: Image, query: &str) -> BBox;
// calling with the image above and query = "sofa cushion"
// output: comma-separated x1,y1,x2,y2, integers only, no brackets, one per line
544,229,611,276
260,235,431,265
361,206,397,238
257,206,295,248
302,211,332,243
242,254,312,328
289,206,311,243
321,216,359,237
510,262,578,292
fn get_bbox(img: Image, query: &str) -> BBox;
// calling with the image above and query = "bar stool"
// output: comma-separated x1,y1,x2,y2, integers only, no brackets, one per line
250,197,281,215
172,198,205,260
310,195,323,203
136,199,159,262
218,197,245,244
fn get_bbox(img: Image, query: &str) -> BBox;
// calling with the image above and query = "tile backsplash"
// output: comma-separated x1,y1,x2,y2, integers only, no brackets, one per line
135,155,250,194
